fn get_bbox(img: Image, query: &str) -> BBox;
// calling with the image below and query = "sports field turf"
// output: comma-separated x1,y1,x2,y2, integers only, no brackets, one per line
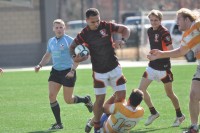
0,64,196,133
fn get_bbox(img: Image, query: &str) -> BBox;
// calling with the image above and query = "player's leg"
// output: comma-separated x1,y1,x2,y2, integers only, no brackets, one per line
85,98,105,133
48,81,63,130
47,68,64,130
92,71,108,132
164,82,185,126
183,66,200,133
187,80,200,132
63,86,93,111
62,69,93,112
139,77,159,126
93,94,105,132
162,70,185,127
139,77,154,108
85,117,94,133
109,66,126,102
138,67,159,126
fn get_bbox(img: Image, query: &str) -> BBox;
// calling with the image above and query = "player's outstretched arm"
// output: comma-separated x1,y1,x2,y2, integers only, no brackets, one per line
148,46,190,61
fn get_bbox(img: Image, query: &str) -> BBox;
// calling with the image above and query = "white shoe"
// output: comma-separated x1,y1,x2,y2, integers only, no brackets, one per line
172,114,185,127
145,112,160,126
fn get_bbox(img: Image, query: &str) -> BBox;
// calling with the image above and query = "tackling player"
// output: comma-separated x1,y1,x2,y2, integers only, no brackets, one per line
85,89,144,133
148,8,200,133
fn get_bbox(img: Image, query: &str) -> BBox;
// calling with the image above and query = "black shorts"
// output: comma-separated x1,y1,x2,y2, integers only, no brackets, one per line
48,68,76,87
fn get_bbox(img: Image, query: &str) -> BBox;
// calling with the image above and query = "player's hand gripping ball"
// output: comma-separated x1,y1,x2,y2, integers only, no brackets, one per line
74,45,90,57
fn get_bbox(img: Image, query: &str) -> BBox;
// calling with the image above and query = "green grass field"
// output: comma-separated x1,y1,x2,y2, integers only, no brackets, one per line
0,64,196,133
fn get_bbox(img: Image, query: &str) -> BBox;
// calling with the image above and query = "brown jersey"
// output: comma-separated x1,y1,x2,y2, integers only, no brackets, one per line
74,21,119,73
148,25,172,70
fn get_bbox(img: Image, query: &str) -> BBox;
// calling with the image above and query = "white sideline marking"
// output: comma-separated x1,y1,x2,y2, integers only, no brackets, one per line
3,60,196,72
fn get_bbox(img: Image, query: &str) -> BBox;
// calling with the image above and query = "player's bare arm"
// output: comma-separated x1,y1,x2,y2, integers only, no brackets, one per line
148,46,189,61
117,24,130,38
167,44,174,51
70,40,78,56
113,24,130,49
103,94,116,114
70,40,88,62
65,62,79,78
35,52,51,72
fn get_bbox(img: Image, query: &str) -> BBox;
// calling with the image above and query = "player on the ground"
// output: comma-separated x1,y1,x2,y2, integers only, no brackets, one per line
34,19,93,130
148,8,200,133
138,9,185,127
85,89,144,133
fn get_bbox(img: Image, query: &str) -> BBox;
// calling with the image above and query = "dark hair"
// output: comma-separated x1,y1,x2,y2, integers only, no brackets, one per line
129,89,143,107
86,8,100,18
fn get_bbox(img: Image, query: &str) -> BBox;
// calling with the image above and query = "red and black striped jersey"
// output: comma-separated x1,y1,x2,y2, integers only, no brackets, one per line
74,21,119,73
147,25,172,70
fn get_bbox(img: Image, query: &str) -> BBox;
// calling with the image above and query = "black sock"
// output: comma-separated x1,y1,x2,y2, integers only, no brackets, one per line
50,101,61,124
74,96,87,104
175,108,182,117
149,107,157,115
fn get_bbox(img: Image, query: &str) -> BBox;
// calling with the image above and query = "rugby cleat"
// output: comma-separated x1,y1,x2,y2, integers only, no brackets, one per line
145,112,160,126
48,123,63,130
85,95,93,113
172,114,185,127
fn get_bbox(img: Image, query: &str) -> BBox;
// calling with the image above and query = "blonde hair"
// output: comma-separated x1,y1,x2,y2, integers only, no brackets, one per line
148,9,163,21
53,19,65,26
177,8,200,22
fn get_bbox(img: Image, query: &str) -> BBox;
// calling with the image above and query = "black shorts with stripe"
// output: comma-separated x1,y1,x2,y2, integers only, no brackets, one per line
48,68,76,87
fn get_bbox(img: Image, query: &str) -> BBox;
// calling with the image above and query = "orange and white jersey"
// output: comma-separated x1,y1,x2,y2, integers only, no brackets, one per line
181,20,200,65
102,103,144,133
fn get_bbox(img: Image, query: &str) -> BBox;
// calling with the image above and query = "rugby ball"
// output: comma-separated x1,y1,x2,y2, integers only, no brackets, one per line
74,45,90,57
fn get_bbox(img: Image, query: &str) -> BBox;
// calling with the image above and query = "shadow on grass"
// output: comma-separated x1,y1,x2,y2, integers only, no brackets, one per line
180,126,193,132
130,126,174,133
27,130,57,133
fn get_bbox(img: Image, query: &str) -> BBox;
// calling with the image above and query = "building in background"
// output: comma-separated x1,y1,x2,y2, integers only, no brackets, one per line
0,0,199,67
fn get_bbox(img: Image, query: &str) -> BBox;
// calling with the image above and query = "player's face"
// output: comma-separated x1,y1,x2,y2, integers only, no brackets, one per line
149,15,161,30
53,23,65,38
176,14,187,31
86,15,100,30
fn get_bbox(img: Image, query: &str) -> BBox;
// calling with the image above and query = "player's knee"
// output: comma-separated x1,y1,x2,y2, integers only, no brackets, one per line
49,93,57,101
190,89,199,101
